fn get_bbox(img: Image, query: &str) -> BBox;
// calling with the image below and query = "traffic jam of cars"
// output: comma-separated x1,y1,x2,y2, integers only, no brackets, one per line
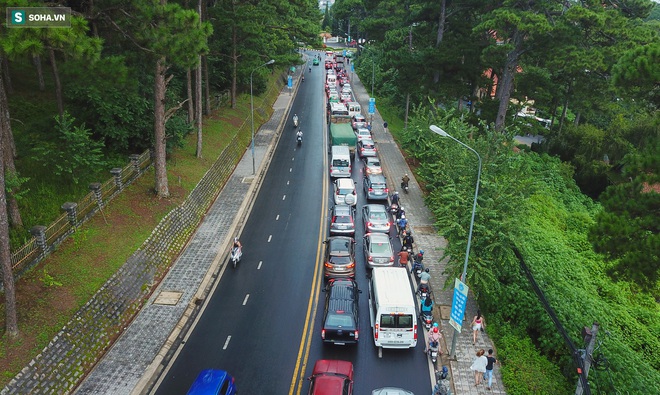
313,49,425,395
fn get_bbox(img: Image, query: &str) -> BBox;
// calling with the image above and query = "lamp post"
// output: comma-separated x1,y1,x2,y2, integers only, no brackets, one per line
371,60,375,97
250,59,275,175
429,124,482,358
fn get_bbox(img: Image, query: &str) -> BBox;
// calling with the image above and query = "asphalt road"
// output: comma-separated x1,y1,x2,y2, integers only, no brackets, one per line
152,53,431,395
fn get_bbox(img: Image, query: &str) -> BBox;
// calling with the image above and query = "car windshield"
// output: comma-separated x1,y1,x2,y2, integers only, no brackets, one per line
334,215,352,224
371,183,386,189
338,188,354,195
326,313,355,328
370,241,391,254
332,159,349,167
368,159,380,166
370,211,387,220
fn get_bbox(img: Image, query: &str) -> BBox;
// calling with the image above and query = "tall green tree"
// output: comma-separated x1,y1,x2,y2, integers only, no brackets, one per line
589,147,660,290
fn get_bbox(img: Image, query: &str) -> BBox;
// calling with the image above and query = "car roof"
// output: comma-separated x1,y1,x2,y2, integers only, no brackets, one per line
371,388,414,395
312,360,353,377
365,204,387,213
336,178,355,188
333,205,353,215
366,157,380,164
186,369,232,395
366,232,390,242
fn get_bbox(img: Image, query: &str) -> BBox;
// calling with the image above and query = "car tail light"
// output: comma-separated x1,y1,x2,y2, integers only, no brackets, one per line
331,216,336,223
385,188,389,193
386,222,390,227
368,188,373,192
322,329,326,339
336,190,340,195
360,148,365,152
374,324,379,340
414,324,417,340
347,263,355,269
389,256,394,262
368,256,373,261
324,263,333,269
366,222,372,227
355,330,359,340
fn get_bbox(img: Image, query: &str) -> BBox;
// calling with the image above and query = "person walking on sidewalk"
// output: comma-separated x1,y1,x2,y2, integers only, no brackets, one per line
471,310,485,345
484,349,498,390
470,349,488,386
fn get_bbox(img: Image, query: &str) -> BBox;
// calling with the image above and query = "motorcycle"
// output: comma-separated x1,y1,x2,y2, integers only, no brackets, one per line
302,76,305,82
389,203,399,218
230,246,242,268
418,283,430,302
428,339,440,365
420,311,433,330
293,116,299,128
297,133,303,145
401,180,409,194
412,260,424,280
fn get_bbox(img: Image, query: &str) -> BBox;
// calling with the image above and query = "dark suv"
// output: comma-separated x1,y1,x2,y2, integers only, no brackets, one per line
323,236,356,279
321,278,360,345
363,174,388,200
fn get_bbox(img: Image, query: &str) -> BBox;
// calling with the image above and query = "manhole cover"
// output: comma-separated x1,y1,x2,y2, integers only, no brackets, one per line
153,291,183,306
242,176,255,183
439,305,451,320
412,225,436,235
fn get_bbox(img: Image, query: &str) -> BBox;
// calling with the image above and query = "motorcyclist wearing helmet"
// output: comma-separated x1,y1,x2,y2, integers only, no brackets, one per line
426,325,442,353
402,231,414,250
418,267,431,292
415,250,424,264
391,191,400,205
232,237,242,250
402,173,410,186
397,215,408,236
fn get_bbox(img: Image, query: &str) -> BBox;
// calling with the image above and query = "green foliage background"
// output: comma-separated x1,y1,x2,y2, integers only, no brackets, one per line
398,108,660,393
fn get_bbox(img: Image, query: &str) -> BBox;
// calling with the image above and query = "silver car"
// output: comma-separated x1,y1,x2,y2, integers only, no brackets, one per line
363,173,388,200
363,233,394,269
357,138,377,158
330,204,356,235
372,388,414,395
362,204,391,233
364,156,382,175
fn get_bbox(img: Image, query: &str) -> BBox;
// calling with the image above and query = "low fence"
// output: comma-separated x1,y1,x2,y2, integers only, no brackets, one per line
10,150,152,278
9,75,279,282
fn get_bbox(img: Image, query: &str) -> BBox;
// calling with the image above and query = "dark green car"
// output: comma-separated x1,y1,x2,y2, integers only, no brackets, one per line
313,58,320,66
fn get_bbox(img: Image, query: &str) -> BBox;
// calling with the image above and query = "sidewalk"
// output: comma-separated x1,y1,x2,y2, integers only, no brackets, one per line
348,69,506,394
1,71,301,395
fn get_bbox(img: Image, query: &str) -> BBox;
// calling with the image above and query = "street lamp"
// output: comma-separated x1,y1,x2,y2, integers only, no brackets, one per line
429,124,482,357
250,59,275,175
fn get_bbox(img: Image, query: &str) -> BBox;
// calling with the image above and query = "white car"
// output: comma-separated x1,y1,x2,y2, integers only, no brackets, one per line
355,128,372,141
334,178,357,206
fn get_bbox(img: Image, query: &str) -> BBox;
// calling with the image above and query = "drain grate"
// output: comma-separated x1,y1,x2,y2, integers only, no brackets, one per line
153,291,183,306
242,176,255,183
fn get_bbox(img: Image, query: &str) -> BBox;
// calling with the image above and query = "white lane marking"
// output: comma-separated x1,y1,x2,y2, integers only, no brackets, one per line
283,195,286,200
257,261,263,270
287,180,290,185
268,235,272,242
223,336,231,350
242,294,250,305
276,214,280,220
378,346,383,358
292,157,295,161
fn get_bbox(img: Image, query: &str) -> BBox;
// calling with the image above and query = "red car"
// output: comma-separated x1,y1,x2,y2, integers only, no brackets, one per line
308,360,354,395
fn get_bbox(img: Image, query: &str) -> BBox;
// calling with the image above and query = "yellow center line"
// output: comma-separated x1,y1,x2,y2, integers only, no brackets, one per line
288,81,329,395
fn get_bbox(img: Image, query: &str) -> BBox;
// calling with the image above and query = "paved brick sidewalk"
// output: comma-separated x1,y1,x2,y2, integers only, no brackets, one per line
349,67,506,394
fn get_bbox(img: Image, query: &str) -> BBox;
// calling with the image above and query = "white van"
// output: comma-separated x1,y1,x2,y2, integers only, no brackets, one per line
326,74,337,87
346,102,361,118
369,267,418,349
330,145,351,178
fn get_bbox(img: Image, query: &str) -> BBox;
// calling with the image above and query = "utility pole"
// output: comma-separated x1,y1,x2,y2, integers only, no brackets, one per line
576,322,599,395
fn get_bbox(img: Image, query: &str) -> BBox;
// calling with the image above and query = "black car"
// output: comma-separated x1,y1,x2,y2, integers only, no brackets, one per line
363,174,388,200
321,278,360,345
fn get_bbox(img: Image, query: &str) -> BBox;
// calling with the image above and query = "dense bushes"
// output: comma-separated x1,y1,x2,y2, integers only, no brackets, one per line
399,108,660,393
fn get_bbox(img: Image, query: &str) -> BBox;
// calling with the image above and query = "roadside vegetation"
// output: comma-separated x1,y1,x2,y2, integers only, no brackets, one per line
325,0,659,393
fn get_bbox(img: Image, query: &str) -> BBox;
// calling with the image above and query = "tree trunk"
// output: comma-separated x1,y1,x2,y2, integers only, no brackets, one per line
195,56,202,158
404,93,410,129
230,25,238,109
0,61,19,338
203,55,211,115
48,48,64,117
433,0,446,84
154,57,170,198
494,29,524,131
186,69,194,124
2,56,12,94
574,111,580,126
559,96,569,136
33,54,45,91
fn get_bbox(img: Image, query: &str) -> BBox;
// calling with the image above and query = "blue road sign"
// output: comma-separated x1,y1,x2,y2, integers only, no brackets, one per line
368,97,375,114
343,49,346,56
449,278,469,332
287,75,292,89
